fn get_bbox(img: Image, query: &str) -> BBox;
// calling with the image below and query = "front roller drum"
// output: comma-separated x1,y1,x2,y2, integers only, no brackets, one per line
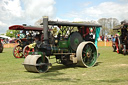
76,42,98,67
23,55,49,73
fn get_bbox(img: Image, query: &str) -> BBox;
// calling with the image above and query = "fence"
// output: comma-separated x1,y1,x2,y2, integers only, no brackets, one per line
98,41,112,47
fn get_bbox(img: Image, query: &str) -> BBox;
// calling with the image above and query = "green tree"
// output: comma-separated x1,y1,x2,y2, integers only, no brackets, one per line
98,18,119,35
108,29,117,35
6,30,19,38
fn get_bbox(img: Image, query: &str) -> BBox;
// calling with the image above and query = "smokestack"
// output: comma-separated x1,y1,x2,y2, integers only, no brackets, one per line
22,24,27,26
43,16,49,44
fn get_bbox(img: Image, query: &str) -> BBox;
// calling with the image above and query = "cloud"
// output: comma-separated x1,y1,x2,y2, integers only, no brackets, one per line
65,2,128,21
0,0,55,34
22,0,55,20
0,0,23,23
0,21,8,33
82,2,92,7
73,18,85,22
54,17,69,21
0,21,7,27
119,0,128,2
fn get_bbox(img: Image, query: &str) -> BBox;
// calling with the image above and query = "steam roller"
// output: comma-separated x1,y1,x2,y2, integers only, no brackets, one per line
22,16,101,73
23,53,50,73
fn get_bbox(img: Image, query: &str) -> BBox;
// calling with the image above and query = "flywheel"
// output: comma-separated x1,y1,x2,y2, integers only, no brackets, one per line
68,32,83,51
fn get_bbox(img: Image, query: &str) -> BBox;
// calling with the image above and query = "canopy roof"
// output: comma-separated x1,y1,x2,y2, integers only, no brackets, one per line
9,25,43,31
0,35,11,39
113,23,128,30
41,21,102,27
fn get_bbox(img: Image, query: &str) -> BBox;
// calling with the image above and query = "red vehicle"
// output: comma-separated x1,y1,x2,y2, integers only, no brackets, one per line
9,25,43,58
0,38,3,53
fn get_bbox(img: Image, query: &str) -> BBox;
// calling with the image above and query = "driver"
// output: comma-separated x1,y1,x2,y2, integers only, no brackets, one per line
28,35,41,51
19,30,26,38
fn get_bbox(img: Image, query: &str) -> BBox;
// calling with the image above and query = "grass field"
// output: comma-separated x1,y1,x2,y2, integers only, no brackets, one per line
0,47,128,85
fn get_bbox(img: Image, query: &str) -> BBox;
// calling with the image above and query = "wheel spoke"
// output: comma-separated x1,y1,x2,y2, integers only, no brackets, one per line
14,48,17,51
83,44,96,66
14,53,17,56
16,53,19,57
82,51,86,54
83,57,86,62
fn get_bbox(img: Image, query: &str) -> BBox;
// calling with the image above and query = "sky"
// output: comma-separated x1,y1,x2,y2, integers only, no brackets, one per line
0,0,128,34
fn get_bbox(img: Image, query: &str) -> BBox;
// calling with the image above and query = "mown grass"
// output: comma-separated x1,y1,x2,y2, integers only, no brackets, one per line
0,47,128,85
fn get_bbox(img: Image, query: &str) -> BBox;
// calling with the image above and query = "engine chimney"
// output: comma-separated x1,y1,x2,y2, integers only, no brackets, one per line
43,16,49,45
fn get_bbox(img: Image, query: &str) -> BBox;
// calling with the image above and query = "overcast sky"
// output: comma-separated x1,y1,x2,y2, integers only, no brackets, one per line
0,0,128,34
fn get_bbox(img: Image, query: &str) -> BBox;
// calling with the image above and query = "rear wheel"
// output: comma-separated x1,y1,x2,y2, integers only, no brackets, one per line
23,45,34,58
76,42,97,67
13,45,23,58
0,43,3,53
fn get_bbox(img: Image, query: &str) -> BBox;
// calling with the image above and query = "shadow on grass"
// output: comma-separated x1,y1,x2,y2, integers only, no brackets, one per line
44,77,80,82
24,62,100,74
89,79,128,83
49,64,78,72
98,79,127,83
0,52,5,53
24,62,103,82
29,69,80,83
23,64,78,74
94,62,103,67
27,64,80,82
33,71,80,83
23,64,78,75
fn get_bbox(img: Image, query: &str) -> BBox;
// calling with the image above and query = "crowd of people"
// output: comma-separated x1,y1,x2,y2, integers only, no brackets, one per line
99,35,112,42
0,38,9,44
